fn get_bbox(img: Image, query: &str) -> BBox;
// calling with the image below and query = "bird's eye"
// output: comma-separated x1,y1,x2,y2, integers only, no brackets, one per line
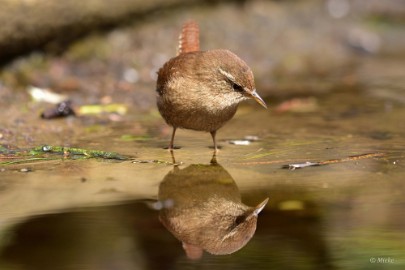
235,215,246,226
232,82,244,92
218,68,245,92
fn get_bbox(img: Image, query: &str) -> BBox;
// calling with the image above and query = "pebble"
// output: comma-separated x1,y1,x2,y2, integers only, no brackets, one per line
20,168,32,173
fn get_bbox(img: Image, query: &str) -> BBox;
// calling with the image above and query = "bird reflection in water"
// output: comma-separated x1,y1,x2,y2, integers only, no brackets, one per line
157,159,268,260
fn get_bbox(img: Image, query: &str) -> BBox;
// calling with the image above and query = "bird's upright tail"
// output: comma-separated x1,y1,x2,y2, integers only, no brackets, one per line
177,20,200,55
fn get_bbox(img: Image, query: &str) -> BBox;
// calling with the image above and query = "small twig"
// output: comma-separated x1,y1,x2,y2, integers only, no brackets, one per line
132,159,183,166
235,153,385,169
236,159,296,166
282,153,385,170
0,157,57,165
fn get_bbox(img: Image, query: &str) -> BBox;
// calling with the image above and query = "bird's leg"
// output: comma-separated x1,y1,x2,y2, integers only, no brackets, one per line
210,130,219,154
170,149,178,166
169,127,177,151
169,127,182,166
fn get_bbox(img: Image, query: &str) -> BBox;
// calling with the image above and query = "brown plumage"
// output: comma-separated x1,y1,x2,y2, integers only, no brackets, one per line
156,21,267,151
177,20,200,55
158,163,269,257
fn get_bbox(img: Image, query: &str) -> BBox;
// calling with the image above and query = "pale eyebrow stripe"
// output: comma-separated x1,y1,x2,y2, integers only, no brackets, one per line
218,68,236,82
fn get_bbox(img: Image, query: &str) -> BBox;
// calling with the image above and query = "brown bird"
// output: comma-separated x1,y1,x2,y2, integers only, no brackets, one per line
156,21,267,152
158,163,269,258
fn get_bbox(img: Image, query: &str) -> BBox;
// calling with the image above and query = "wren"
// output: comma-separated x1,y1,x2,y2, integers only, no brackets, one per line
156,21,267,151
158,163,269,258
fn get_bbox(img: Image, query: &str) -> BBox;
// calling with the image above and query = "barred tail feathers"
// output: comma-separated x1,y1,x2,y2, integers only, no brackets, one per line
177,20,200,55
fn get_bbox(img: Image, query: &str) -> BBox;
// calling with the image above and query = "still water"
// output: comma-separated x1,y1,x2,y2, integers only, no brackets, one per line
0,90,404,269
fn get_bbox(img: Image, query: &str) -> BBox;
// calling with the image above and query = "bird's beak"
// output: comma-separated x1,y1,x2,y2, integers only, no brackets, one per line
253,198,269,216
247,89,267,109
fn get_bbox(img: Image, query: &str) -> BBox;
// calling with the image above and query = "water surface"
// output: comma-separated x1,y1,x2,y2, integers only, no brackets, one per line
0,89,404,269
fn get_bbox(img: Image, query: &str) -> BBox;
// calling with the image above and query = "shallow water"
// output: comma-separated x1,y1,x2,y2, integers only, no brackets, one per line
0,88,404,269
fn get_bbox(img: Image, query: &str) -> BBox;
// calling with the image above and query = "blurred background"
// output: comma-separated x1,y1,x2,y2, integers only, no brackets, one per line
0,0,404,111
